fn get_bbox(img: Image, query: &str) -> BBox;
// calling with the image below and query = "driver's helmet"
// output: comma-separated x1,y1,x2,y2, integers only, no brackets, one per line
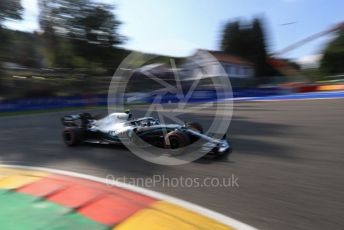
124,109,132,119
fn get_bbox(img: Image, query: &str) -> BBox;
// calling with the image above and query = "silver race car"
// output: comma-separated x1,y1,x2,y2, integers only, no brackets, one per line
61,111,231,159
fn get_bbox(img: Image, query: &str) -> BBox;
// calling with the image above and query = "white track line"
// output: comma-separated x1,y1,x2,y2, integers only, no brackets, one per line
0,164,257,230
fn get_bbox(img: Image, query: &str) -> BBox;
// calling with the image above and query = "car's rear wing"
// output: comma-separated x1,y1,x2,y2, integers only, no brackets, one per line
61,113,93,127
61,114,81,127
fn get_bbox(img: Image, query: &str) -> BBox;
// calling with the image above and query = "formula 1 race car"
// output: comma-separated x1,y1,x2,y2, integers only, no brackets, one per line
61,111,231,158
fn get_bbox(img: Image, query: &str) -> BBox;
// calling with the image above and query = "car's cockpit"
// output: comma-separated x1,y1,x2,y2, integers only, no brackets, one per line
130,117,160,127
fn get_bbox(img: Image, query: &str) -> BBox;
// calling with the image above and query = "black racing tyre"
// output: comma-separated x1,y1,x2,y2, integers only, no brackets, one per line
165,130,190,150
186,122,203,133
62,127,83,146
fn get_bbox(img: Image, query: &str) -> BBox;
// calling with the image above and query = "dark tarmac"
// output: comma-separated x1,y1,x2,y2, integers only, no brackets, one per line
0,99,343,230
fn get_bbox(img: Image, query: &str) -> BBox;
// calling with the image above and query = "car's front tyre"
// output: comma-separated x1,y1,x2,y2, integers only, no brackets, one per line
164,130,190,156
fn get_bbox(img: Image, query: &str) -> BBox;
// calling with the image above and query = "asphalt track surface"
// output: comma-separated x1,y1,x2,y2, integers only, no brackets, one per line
0,99,343,230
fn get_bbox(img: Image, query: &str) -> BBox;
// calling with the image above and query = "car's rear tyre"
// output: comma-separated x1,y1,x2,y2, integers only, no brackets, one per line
165,131,190,155
186,122,203,133
62,127,83,146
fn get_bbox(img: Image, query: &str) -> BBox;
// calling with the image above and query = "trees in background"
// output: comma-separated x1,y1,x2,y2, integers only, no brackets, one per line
320,29,344,76
221,21,241,56
0,0,127,69
0,0,24,57
38,0,126,69
0,0,23,24
0,0,24,89
220,18,276,82
39,0,124,46
0,0,130,99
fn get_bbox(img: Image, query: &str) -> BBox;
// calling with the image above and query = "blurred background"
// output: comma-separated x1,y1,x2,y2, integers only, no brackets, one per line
0,1,343,230
0,0,343,111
